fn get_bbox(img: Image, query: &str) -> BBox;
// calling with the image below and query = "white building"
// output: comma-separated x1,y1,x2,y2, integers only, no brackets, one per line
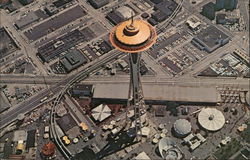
198,108,225,131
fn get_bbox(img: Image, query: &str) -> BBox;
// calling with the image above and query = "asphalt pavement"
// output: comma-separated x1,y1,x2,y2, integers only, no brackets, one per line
0,50,122,130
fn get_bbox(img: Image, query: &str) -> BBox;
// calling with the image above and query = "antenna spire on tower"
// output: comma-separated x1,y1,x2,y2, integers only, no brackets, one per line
130,11,134,27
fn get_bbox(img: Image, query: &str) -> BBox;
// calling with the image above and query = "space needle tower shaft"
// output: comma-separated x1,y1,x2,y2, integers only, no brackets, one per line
110,15,157,140
129,53,144,139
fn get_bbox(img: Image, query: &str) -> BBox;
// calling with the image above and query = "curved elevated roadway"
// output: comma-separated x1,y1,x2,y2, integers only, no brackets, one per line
49,1,184,159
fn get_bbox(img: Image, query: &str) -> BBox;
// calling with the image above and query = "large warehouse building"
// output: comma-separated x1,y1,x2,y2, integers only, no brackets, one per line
93,83,219,104
191,25,230,53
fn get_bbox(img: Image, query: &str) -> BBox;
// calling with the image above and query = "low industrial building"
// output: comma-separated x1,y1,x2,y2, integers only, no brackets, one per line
71,84,93,98
37,30,86,62
13,130,27,142
118,60,128,69
233,49,249,64
5,5,16,13
15,11,39,29
151,0,178,22
15,87,30,100
18,0,33,5
66,126,81,139
0,90,10,113
216,13,239,25
24,5,86,41
215,0,238,11
150,0,163,4
53,0,73,8
201,2,216,20
44,4,59,16
26,130,36,150
154,0,178,14
147,17,158,26
106,6,135,25
154,105,166,117
44,0,73,16
99,40,113,53
216,14,227,24
56,113,77,133
141,13,149,19
191,25,230,53
34,9,49,19
88,0,109,9
106,11,124,25
0,0,11,7
60,49,87,72
151,10,168,22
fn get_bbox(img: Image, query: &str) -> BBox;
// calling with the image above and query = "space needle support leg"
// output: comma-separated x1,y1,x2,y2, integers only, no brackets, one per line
129,53,144,141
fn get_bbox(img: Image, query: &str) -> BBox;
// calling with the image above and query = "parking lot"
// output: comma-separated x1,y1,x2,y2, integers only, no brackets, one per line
24,5,87,41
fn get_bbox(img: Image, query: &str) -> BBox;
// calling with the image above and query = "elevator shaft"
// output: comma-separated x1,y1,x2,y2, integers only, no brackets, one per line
128,53,145,140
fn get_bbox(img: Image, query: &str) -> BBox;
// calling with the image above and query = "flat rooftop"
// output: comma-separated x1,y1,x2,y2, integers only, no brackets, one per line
37,29,86,62
0,28,19,58
0,90,10,113
53,0,73,8
93,83,219,103
60,49,87,72
56,113,77,133
24,5,86,41
15,11,39,29
194,25,229,49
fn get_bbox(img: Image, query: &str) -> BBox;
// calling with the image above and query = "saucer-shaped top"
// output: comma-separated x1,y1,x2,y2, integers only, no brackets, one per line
115,20,151,46
110,19,157,53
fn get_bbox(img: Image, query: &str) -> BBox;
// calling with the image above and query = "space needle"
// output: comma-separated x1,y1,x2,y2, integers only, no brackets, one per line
109,15,157,140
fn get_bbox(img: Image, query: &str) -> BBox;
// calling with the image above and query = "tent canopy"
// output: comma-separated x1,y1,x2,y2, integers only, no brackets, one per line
92,104,111,122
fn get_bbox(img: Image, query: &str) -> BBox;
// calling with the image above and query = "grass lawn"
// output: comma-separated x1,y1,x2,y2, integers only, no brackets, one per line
214,138,242,160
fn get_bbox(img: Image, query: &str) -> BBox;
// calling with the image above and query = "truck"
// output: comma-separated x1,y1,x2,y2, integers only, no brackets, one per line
40,97,48,103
